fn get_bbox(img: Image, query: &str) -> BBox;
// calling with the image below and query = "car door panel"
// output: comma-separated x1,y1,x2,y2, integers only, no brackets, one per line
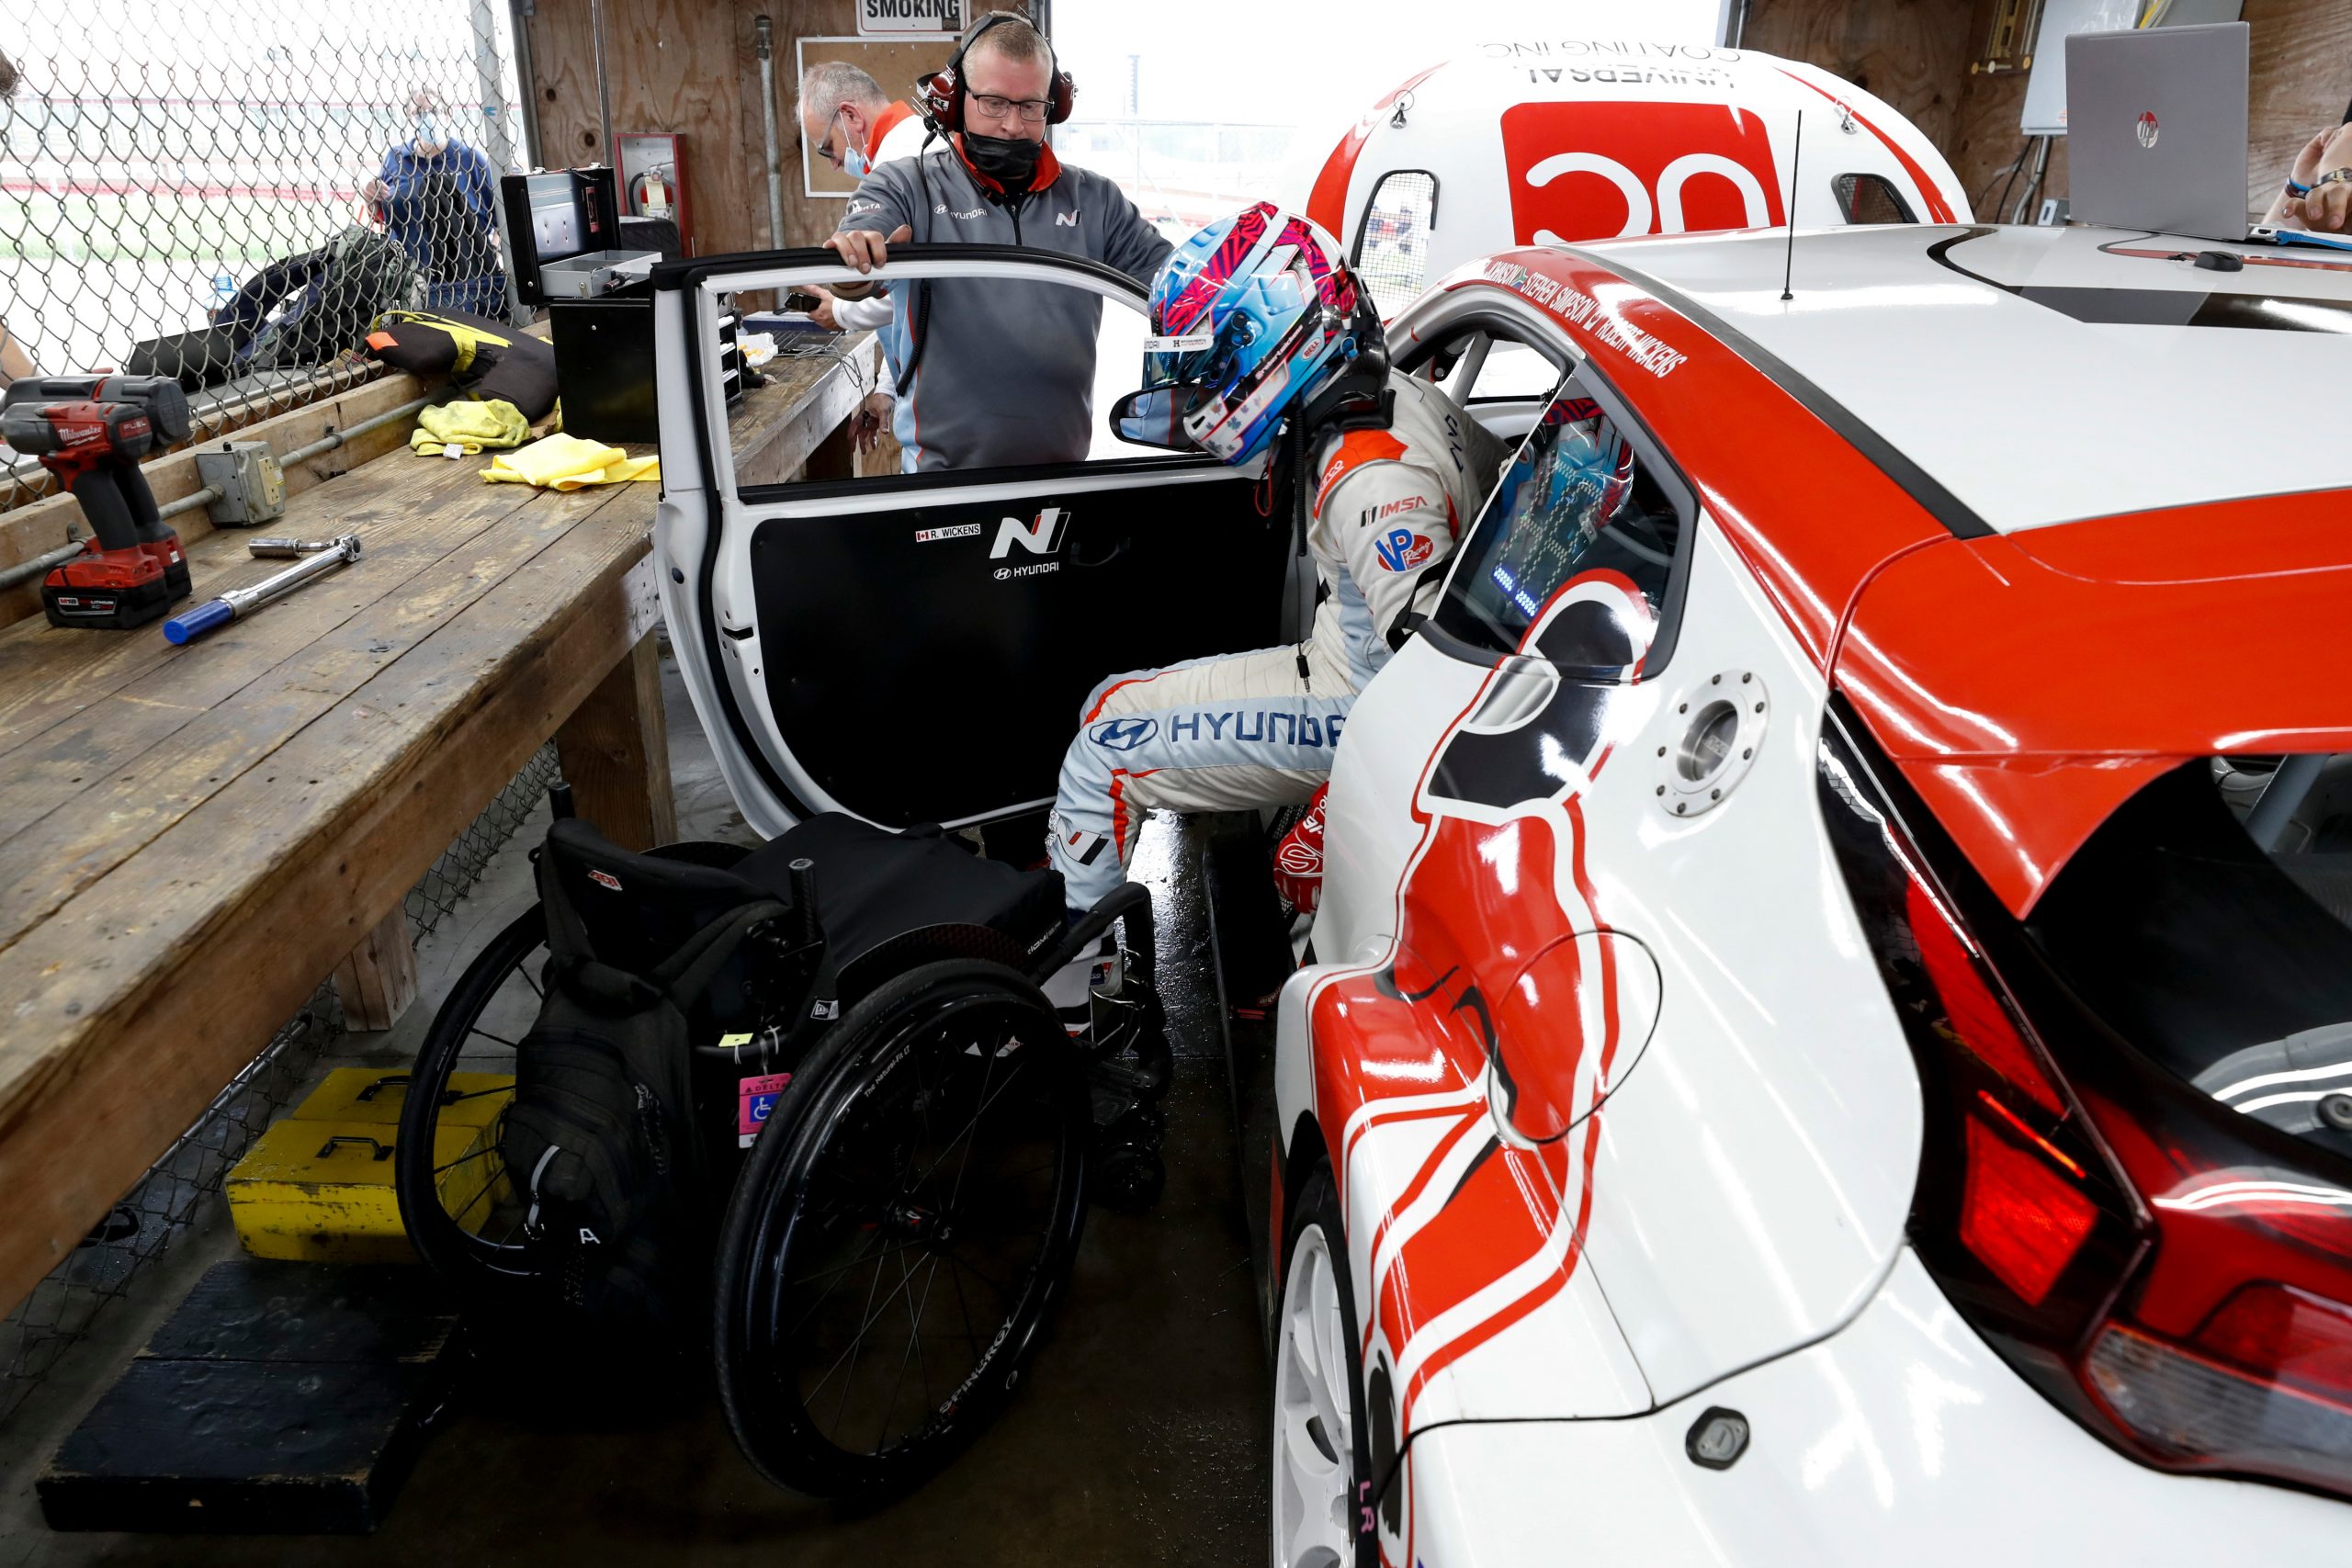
746,469,1282,827
652,245,1290,833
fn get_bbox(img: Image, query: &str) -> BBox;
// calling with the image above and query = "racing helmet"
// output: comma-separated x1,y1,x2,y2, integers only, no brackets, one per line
1111,203,1386,465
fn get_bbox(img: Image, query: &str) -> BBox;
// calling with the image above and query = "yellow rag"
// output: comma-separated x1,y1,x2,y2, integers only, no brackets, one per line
481,433,660,490
409,398,532,456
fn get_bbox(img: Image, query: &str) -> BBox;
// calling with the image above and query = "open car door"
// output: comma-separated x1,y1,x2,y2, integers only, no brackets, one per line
651,246,1287,838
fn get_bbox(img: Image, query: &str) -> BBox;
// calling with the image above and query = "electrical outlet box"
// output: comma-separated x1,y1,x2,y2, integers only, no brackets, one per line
195,441,287,525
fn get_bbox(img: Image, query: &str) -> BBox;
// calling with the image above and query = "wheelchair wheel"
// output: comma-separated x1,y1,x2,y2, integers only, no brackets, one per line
394,903,550,1292
712,959,1089,1502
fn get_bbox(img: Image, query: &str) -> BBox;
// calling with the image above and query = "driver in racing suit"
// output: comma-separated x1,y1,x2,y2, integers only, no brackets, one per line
1046,204,1505,920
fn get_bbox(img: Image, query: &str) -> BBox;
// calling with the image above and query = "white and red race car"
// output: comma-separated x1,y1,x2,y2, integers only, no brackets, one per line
1270,224,2352,1564
648,86,2352,1566
1284,39,1970,315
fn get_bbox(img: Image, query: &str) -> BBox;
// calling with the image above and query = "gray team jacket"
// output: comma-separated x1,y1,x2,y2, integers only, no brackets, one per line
837,143,1172,472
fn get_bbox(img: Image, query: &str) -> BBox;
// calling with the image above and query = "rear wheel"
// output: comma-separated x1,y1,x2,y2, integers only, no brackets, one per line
713,959,1089,1502
394,904,549,1292
1272,1167,1376,1568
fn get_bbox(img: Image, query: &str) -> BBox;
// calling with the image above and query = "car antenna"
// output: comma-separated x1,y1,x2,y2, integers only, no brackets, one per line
1781,109,1804,303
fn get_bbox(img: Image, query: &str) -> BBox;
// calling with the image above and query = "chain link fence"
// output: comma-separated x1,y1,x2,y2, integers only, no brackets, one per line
0,741,557,1424
0,0,530,515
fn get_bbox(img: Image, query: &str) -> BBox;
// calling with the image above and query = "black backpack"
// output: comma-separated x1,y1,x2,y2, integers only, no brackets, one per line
499,830,786,1331
213,226,416,370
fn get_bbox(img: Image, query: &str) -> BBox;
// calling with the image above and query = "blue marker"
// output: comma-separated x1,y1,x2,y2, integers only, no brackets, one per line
164,533,361,645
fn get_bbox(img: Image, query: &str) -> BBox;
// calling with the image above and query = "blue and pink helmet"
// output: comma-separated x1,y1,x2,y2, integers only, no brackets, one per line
1115,203,1381,465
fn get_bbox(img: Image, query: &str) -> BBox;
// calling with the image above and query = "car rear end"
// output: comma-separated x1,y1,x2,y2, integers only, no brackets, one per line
1789,489,2352,1545
1405,506,2352,1566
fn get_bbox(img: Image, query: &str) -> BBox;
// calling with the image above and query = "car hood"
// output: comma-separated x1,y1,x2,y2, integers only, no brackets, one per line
1834,488,2352,915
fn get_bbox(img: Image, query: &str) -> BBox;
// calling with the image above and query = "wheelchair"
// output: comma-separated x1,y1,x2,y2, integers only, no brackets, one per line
391,782,1169,1502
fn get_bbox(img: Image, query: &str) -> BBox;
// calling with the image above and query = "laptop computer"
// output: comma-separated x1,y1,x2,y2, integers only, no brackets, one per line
2065,22,2250,243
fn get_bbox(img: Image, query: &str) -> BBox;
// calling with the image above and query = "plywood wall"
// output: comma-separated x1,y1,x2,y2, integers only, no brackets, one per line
524,0,1018,256
526,0,836,255
1742,0,1979,151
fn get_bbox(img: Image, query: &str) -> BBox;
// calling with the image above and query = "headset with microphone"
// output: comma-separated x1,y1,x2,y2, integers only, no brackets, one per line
890,13,1077,395
913,11,1075,137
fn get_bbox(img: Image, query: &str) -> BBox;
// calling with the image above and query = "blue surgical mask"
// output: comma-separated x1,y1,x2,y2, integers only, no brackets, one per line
413,112,440,147
842,141,870,179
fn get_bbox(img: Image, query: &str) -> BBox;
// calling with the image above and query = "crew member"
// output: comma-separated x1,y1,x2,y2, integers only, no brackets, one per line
798,61,933,448
825,13,1171,472
1046,204,1506,919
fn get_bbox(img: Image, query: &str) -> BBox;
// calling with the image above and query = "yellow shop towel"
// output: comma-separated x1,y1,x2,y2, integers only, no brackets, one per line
481,433,659,490
409,397,531,456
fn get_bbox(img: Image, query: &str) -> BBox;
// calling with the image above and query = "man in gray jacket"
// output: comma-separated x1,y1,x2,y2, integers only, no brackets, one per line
825,14,1170,472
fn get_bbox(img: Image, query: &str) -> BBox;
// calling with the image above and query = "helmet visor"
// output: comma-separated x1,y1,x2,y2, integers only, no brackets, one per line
1139,331,1217,391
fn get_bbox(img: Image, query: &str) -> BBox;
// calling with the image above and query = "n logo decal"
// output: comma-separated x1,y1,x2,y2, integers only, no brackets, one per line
990,506,1070,558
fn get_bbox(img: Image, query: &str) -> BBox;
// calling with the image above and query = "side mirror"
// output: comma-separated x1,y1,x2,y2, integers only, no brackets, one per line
1106,386,1204,453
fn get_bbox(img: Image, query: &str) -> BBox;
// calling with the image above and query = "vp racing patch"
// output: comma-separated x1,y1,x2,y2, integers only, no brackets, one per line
1375,527,1436,572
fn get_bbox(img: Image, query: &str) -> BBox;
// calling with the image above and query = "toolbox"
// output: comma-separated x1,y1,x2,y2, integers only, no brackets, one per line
225,1114,505,1266
549,283,742,445
290,1066,513,1134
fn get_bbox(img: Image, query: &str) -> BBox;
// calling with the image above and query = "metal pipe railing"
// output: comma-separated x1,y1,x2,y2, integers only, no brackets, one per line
0,525,85,592
154,394,435,523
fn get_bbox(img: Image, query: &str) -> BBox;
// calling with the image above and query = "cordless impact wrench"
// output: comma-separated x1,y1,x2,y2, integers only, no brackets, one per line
1,375,195,630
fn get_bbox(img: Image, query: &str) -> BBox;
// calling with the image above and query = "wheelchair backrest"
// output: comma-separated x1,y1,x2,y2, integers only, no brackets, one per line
540,818,786,987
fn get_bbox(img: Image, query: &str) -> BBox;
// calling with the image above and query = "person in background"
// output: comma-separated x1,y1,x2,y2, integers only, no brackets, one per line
0,48,38,388
797,61,930,451
364,90,509,318
2263,122,2352,235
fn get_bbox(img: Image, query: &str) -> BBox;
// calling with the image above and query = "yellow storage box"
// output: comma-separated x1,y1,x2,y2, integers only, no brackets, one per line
225,1118,503,1266
288,1067,514,1135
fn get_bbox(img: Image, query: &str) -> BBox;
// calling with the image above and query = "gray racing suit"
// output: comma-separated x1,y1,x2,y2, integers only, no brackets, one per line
835,141,1170,472
1047,371,1507,915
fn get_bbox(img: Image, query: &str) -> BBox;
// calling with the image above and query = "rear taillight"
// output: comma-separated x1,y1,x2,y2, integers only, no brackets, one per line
1822,707,2352,1502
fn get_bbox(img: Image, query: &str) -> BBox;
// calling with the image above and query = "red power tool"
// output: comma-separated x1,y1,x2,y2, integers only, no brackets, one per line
1,375,195,630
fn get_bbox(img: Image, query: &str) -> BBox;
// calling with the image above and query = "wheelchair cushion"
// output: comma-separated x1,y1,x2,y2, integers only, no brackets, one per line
737,814,1065,976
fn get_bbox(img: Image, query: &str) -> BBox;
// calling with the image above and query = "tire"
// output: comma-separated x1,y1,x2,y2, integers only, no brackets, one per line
712,958,1090,1502
1272,1166,1377,1568
394,904,551,1293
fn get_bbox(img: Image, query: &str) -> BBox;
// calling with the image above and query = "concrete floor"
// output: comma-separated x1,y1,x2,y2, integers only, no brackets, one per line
0,652,1271,1566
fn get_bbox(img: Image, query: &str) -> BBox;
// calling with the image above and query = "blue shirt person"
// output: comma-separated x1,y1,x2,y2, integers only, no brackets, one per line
367,107,508,318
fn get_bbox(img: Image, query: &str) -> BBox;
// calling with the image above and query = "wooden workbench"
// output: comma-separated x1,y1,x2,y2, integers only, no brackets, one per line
0,333,877,1316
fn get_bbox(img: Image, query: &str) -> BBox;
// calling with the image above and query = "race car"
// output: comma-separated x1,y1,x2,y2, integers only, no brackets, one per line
1268,224,2352,1564
647,158,2352,1565
1283,38,1971,315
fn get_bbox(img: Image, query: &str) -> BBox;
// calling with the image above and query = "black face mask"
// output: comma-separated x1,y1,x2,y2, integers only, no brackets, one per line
962,130,1042,194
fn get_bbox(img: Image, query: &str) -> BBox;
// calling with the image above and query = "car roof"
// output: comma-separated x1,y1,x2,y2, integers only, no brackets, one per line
1568,222,2352,533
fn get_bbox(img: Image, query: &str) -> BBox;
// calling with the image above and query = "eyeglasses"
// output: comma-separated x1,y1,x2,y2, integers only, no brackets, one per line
967,93,1052,124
